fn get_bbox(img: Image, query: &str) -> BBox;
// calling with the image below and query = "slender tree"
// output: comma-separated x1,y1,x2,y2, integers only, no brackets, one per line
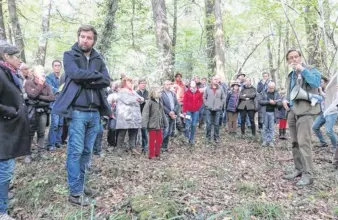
0,0,6,40
35,0,52,66
204,0,215,77
304,2,321,69
8,0,25,62
213,0,226,80
97,0,118,59
171,0,177,67
151,0,174,81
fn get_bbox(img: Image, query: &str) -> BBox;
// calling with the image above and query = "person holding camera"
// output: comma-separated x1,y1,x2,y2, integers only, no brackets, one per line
282,49,321,186
24,65,55,161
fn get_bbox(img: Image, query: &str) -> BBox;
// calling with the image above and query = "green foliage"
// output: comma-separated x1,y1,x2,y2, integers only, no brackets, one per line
232,201,285,220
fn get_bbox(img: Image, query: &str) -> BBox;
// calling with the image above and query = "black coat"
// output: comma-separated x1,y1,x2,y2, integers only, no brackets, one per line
52,43,111,118
136,89,149,113
0,65,30,160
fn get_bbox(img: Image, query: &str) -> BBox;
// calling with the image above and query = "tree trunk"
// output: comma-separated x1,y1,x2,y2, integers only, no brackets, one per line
204,0,215,78
131,0,135,47
0,0,6,40
304,3,321,69
319,0,330,74
35,0,52,66
97,0,118,59
213,0,226,81
267,37,276,82
8,0,25,62
171,0,177,67
151,0,174,81
7,24,13,45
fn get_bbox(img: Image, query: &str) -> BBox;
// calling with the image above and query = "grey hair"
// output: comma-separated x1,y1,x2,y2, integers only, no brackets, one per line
0,42,20,61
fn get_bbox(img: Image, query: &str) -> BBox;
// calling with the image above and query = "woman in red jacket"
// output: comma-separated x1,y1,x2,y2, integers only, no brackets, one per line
183,80,203,145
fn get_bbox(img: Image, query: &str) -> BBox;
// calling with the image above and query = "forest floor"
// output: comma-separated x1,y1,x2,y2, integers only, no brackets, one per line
10,126,338,220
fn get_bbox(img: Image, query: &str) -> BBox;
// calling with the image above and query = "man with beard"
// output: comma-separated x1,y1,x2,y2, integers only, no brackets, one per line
52,25,111,205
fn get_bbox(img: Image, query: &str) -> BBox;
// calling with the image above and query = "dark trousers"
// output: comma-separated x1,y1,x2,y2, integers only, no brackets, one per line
162,116,175,150
240,109,256,135
141,128,148,151
29,112,48,151
205,109,221,140
62,118,69,144
117,129,138,149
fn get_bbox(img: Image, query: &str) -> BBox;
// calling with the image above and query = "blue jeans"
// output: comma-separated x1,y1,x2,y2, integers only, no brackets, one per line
312,112,338,149
66,110,100,195
162,115,175,149
184,111,199,144
47,113,64,148
205,109,221,140
141,128,148,151
0,159,15,214
263,112,275,143
93,124,104,154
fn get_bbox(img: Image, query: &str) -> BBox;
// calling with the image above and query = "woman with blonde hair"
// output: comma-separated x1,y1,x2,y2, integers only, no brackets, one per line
142,84,168,159
115,77,144,154
24,65,55,161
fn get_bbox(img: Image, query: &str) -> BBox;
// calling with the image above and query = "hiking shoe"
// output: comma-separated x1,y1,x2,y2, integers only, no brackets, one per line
55,143,62,148
283,170,302,180
48,146,56,152
0,213,15,220
68,195,91,206
262,142,268,147
296,175,313,187
214,139,220,144
269,142,275,147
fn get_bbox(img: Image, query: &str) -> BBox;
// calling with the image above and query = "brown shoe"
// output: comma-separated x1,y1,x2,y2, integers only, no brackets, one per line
283,170,302,180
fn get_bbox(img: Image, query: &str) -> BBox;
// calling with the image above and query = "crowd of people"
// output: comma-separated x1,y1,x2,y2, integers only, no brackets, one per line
0,24,338,219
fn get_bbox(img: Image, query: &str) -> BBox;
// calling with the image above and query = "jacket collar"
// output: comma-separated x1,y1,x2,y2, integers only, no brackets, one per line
71,43,100,60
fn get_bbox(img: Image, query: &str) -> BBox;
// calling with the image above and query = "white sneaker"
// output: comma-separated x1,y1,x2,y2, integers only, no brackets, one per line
0,213,15,220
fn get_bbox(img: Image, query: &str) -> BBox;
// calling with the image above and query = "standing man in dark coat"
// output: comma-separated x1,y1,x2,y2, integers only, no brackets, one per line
136,79,149,153
161,80,179,152
52,24,111,206
0,44,30,220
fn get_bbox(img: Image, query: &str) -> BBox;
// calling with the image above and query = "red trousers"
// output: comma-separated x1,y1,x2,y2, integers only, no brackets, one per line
148,129,163,159
279,119,287,129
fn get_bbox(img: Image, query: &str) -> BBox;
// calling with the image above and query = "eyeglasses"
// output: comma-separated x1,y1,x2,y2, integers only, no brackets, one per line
288,55,300,60
12,54,21,59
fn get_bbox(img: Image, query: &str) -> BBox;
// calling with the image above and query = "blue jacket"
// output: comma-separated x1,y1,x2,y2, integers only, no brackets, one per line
45,72,60,94
52,43,111,118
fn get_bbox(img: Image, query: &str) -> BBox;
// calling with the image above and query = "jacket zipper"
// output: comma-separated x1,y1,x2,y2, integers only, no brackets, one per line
86,56,94,110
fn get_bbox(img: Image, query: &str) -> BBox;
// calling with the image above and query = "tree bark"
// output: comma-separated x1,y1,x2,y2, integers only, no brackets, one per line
267,37,276,82
0,0,6,40
35,0,52,66
204,0,215,77
8,0,25,62
151,0,174,81
97,0,118,59
304,3,321,69
171,0,177,67
213,0,226,81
